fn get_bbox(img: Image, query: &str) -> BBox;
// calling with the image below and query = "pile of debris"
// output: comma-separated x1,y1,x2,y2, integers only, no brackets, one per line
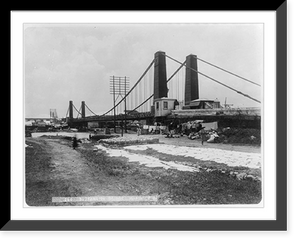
186,130,219,143
163,120,220,142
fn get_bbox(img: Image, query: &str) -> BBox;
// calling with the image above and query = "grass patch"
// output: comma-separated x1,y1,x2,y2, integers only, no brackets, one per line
78,143,133,178
158,170,262,205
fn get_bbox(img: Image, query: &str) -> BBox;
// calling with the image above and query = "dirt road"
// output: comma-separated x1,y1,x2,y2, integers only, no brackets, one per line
25,138,161,206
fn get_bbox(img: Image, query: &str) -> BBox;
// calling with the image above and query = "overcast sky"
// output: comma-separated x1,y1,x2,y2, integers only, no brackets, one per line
24,23,263,118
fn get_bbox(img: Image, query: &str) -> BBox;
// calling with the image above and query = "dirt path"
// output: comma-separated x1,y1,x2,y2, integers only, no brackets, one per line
47,139,123,196
25,138,129,206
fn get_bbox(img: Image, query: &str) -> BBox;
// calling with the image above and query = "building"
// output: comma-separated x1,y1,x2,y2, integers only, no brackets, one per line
154,97,178,117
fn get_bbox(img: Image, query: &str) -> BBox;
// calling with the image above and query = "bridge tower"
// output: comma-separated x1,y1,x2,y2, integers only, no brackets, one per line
153,51,168,99
184,54,199,105
81,101,85,118
69,100,73,121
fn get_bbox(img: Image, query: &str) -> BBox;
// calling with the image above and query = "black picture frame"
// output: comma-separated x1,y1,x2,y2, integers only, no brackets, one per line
4,2,287,231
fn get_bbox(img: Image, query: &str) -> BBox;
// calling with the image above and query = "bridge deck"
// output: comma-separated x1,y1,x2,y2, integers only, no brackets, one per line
70,107,260,124
170,107,261,118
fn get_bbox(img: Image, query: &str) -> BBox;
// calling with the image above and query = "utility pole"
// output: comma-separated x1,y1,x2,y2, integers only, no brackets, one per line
111,76,116,133
119,77,123,136
110,76,130,135
124,76,127,133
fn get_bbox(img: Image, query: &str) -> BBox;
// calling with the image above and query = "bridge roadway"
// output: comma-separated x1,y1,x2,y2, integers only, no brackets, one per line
71,111,153,124
69,107,261,125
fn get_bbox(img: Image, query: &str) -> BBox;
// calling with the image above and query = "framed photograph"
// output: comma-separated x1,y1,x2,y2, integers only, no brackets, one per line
5,2,286,231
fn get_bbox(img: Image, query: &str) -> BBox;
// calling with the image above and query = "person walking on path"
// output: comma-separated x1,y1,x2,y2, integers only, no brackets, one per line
72,136,78,149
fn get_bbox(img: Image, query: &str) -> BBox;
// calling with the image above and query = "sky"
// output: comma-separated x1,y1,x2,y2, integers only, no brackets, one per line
24,23,263,118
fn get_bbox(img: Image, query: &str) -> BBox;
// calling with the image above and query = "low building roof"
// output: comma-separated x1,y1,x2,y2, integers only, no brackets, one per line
189,98,218,107
154,97,177,101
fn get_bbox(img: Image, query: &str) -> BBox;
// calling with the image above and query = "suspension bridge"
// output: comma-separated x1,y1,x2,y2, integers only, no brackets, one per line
65,51,261,129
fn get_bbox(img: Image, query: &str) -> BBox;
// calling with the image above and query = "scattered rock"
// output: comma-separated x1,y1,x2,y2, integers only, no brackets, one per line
236,172,247,180
255,176,261,182
246,174,256,181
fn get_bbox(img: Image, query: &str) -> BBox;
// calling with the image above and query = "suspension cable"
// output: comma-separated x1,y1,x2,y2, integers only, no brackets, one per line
196,57,261,87
65,107,69,118
165,54,261,104
76,105,82,119
100,59,155,117
132,94,153,111
130,60,186,112
167,60,186,84
85,103,98,116
72,104,82,116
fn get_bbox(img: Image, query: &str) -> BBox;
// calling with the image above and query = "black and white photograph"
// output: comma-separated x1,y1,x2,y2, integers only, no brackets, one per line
24,23,263,207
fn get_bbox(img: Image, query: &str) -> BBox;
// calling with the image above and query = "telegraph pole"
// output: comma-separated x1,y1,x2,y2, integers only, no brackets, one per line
111,76,116,133
110,76,130,134
124,76,127,133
